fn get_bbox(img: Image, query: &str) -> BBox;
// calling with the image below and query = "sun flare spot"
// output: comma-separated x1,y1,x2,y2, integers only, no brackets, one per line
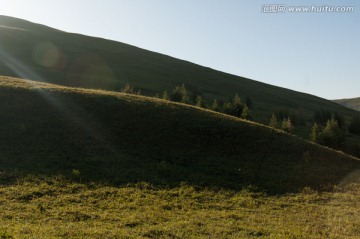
32,41,67,70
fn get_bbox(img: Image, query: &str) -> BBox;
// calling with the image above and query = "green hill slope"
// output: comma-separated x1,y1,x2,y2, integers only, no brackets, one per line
0,15,359,127
1,76,360,238
0,76,358,194
334,97,360,112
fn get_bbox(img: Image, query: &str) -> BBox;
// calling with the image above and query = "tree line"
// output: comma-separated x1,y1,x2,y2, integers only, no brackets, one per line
154,83,253,120
121,83,360,152
310,110,360,150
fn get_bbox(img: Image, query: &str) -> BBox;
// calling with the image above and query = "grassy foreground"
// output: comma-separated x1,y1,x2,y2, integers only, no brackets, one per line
0,77,360,238
1,177,360,238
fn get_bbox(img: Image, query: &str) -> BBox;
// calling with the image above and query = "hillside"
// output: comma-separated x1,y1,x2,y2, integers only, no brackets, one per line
0,15,359,128
334,97,360,112
1,76,360,238
0,76,358,192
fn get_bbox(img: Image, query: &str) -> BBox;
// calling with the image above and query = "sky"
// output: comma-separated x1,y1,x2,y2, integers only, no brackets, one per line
0,0,359,99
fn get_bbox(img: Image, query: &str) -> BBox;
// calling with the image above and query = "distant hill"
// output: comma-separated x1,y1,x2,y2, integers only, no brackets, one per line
0,76,359,194
334,97,360,112
0,15,358,124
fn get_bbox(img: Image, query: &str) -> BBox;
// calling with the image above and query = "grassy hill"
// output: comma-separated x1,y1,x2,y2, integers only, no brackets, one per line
0,15,359,127
334,97,360,112
0,76,360,237
0,76,358,192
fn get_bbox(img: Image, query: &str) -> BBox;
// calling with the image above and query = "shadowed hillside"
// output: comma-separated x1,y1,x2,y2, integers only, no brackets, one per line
0,15,359,127
0,76,359,195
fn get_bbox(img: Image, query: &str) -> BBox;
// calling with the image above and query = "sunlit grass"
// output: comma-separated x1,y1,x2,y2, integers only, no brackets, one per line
1,176,360,238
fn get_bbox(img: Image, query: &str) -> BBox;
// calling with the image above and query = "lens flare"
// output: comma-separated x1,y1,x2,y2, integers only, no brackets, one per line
32,41,67,70
67,54,116,89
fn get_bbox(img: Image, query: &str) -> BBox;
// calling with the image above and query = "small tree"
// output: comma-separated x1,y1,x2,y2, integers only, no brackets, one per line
269,113,277,128
224,94,243,117
162,90,170,100
241,105,251,120
310,122,321,143
223,102,234,115
121,83,134,94
322,117,344,149
190,87,203,103
211,99,220,112
171,84,190,104
232,94,243,117
281,117,293,132
245,96,253,109
195,95,206,108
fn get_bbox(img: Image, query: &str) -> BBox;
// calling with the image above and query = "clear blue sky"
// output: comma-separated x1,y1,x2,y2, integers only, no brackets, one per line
1,0,359,99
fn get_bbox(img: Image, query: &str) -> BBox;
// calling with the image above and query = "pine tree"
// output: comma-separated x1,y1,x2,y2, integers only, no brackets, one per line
211,99,219,112
195,95,206,108
223,102,234,115
269,113,277,128
121,83,134,94
322,117,344,149
241,104,251,120
232,94,243,117
170,84,190,104
162,90,170,100
310,122,320,143
222,94,243,117
281,117,293,132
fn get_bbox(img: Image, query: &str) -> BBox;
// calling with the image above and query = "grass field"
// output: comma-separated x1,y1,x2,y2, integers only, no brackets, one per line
1,177,360,238
0,77,360,238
